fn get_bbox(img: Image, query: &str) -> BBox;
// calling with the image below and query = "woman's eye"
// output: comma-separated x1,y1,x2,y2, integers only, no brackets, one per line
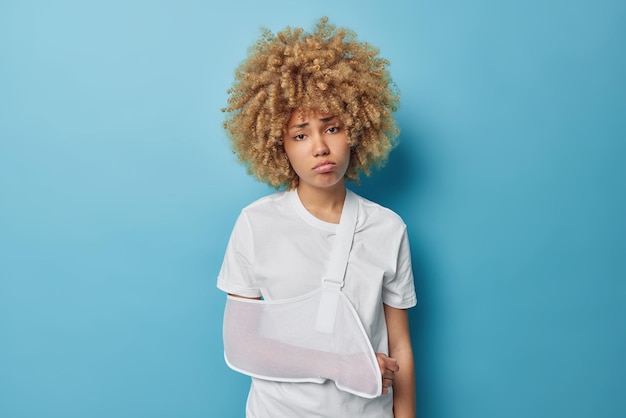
294,134,306,140
327,126,340,134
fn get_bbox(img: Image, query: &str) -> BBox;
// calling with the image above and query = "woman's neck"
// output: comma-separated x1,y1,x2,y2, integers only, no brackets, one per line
296,182,346,224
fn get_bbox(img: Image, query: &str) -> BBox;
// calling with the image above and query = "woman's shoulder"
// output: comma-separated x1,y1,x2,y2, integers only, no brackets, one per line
241,190,291,211
350,189,407,230
237,190,296,226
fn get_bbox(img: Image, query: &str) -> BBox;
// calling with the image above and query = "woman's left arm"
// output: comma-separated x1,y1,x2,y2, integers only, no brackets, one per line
384,304,416,418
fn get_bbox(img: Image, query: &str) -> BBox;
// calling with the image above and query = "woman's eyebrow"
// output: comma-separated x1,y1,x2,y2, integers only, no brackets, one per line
319,116,338,123
288,116,338,130
289,121,309,130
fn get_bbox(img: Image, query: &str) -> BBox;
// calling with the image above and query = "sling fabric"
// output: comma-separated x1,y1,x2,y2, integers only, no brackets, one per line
223,288,381,398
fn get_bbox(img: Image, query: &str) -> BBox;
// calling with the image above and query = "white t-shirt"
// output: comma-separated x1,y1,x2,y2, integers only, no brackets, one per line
218,189,417,417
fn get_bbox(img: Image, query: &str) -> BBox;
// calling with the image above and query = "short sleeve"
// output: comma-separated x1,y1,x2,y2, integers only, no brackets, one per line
382,227,417,309
217,212,262,298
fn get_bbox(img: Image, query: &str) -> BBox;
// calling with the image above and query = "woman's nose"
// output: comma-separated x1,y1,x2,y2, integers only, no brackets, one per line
312,135,330,157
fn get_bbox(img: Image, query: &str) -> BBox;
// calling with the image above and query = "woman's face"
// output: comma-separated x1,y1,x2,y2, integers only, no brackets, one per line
283,110,351,193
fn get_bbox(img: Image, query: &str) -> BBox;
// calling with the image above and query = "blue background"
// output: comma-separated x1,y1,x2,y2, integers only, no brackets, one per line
1,0,624,417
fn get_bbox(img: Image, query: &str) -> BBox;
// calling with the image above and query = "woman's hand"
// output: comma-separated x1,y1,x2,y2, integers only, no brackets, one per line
376,353,400,395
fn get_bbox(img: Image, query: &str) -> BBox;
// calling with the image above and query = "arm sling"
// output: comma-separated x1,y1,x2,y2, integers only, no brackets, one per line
222,191,382,398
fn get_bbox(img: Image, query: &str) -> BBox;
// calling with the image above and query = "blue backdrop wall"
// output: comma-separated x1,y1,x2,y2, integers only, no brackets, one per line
1,1,624,417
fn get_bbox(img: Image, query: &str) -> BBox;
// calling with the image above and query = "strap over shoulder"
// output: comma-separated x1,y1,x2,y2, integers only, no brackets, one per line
323,189,359,289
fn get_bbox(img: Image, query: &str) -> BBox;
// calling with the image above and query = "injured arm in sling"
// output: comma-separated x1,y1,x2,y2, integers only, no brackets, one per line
222,191,383,398
223,288,382,398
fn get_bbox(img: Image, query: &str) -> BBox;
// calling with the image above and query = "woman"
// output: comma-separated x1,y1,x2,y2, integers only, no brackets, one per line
218,18,417,417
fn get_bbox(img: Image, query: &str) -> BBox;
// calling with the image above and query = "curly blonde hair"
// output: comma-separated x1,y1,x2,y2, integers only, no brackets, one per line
222,17,400,189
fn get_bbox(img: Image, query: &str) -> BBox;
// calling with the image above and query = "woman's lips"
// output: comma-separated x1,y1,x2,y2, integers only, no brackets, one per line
313,161,336,173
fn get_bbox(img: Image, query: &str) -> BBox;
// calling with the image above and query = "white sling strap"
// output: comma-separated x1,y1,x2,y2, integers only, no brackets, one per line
314,189,357,333
325,189,359,287
223,190,382,398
